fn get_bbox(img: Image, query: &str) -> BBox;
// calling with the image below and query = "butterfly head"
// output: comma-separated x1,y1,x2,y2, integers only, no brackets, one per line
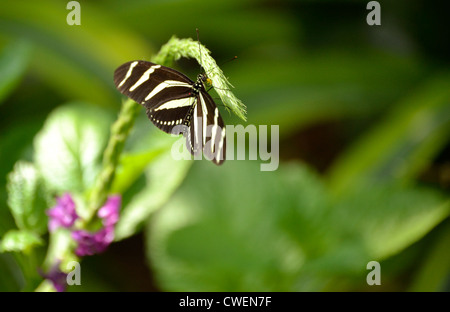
199,73,212,89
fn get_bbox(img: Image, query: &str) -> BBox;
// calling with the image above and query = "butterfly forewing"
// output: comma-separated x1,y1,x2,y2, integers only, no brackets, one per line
114,60,226,165
114,61,173,106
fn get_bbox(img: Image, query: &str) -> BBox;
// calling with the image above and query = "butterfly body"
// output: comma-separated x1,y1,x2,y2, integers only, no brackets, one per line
114,61,226,165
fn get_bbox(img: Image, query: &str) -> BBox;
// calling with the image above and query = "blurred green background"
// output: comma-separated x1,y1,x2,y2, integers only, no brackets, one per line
0,0,449,291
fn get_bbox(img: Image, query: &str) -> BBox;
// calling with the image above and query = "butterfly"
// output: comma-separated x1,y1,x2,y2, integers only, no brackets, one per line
114,60,226,165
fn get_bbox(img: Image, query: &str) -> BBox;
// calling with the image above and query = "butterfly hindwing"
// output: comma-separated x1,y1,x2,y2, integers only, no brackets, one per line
186,91,226,165
202,91,226,165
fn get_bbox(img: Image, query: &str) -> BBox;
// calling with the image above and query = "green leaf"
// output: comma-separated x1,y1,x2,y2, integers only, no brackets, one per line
114,131,192,241
328,184,450,261
146,161,317,291
0,203,15,238
0,115,43,237
0,1,152,107
6,161,51,234
0,253,24,291
408,224,450,291
33,103,113,193
234,51,425,137
0,119,43,186
146,160,450,291
0,229,43,254
110,149,165,195
328,74,450,195
0,40,31,105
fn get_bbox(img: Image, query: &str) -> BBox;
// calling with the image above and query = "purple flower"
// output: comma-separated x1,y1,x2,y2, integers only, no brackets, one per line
39,262,67,292
46,193,79,232
71,195,121,257
97,195,121,227
72,226,114,257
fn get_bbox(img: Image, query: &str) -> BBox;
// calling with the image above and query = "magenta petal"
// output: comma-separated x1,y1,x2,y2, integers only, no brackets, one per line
48,219,59,232
97,195,121,227
46,193,79,232
72,227,115,257
39,262,67,292
70,195,121,257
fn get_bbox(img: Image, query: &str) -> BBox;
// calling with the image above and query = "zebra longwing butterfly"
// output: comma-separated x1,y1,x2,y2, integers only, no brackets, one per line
113,60,226,165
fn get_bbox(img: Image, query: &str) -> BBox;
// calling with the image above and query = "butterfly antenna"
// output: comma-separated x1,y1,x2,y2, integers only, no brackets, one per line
196,28,203,73
219,56,238,67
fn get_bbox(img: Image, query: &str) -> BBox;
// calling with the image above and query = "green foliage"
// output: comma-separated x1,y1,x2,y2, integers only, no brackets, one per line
0,253,24,291
0,0,448,292
0,40,31,105
6,162,51,234
147,161,450,291
0,0,152,107
114,137,192,240
328,74,450,195
240,51,427,136
33,103,113,194
0,229,43,254
111,116,193,240
408,226,450,291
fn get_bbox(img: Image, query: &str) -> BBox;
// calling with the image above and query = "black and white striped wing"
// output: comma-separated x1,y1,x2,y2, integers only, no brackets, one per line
114,60,226,165
188,91,226,165
114,60,194,133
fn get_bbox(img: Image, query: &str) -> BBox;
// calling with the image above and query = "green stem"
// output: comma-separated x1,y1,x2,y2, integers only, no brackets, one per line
87,98,140,218
35,280,55,292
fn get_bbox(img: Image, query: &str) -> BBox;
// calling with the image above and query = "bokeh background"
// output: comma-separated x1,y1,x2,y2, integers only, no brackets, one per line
0,0,449,291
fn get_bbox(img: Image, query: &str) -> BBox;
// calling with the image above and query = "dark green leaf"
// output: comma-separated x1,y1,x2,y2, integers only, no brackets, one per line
327,184,450,260
0,1,152,107
0,40,31,105
328,74,450,195
146,161,450,291
146,161,318,291
408,224,450,291
0,254,24,291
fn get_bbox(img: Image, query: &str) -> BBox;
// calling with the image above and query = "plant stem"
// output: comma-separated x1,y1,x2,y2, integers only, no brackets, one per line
87,98,141,218
84,38,180,216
